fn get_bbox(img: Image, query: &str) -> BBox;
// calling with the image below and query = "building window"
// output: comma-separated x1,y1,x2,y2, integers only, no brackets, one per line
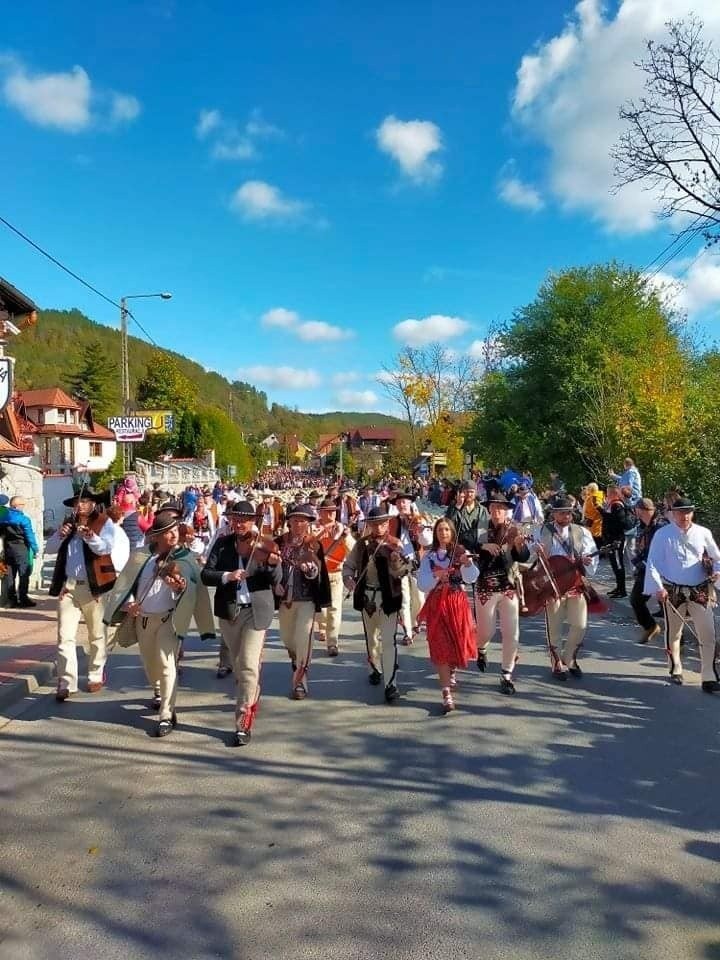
89,442,102,457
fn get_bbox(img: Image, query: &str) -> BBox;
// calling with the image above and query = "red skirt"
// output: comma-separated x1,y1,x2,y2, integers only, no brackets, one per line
418,583,477,668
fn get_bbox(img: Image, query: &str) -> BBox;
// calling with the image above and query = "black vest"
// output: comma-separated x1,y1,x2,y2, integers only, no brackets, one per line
351,540,402,616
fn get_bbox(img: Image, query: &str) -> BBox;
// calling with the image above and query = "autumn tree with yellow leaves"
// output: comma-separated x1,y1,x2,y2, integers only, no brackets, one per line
379,344,481,476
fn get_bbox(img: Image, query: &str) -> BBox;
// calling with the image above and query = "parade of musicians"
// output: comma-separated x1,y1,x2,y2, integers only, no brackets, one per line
3,4,720,959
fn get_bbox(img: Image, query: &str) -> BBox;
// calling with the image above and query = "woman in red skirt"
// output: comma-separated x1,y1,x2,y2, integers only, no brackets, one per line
417,517,479,713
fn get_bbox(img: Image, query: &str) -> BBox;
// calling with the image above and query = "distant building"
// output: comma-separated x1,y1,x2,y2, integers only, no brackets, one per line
16,388,117,476
348,427,397,451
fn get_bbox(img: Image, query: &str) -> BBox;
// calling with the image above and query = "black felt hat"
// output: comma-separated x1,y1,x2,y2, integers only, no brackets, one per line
62,487,104,508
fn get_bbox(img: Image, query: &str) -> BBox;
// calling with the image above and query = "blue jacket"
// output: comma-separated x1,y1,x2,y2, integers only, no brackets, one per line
0,508,39,554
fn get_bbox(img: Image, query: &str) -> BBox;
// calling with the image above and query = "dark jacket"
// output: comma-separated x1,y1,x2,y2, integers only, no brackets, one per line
444,502,489,552
344,538,411,616
0,508,38,556
601,500,632,545
273,534,331,612
201,533,281,626
633,514,668,570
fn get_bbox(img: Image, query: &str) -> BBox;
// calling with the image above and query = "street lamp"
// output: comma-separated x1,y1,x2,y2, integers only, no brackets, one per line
119,292,172,470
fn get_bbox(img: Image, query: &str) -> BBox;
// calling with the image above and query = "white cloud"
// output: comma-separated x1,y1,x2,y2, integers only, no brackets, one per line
376,114,443,183
196,106,283,161
261,307,299,328
296,320,353,342
110,92,141,124
467,339,488,359
511,0,720,233
393,314,470,346
498,174,544,212
4,63,90,131
331,371,361,385
336,389,379,409
212,139,254,160
1,58,140,132
231,180,306,221
237,365,320,389
195,108,221,139
260,305,353,341
650,249,720,317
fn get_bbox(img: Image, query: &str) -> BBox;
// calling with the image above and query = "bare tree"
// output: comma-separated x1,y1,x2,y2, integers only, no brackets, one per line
613,18,720,236
376,364,420,451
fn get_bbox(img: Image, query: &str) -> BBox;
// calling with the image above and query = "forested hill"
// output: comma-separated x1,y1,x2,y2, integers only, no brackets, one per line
11,309,402,442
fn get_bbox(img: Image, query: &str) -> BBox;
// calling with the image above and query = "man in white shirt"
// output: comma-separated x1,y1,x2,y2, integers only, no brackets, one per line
390,489,432,643
202,500,282,745
47,489,117,700
533,497,598,681
644,497,720,692
511,483,544,527
104,510,188,736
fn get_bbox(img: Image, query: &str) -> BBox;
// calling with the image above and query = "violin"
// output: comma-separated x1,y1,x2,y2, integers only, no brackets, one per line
236,531,281,565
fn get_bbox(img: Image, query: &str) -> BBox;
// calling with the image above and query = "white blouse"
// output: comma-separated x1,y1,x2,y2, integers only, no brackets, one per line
417,549,479,594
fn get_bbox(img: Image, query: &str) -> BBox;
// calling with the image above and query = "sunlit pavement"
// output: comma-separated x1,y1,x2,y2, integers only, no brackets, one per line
2,597,719,960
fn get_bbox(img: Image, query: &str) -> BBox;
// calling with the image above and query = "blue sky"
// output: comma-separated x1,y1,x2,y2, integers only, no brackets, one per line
3,0,720,415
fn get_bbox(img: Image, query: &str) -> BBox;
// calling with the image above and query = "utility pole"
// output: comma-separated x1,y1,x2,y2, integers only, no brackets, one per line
118,292,172,473
120,297,130,472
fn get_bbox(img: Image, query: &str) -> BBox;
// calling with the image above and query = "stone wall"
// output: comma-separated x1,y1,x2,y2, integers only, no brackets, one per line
0,458,45,591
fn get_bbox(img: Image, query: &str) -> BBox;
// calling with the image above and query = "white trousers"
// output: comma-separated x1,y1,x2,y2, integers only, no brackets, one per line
399,574,425,632
316,571,344,646
56,580,107,692
664,600,718,682
219,609,265,713
545,594,587,669
278,601,316,689
137,611,178,721
475,591,520,675
362,606,398,686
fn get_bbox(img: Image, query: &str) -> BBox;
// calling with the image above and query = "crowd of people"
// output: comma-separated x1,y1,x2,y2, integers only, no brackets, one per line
1,453,719,748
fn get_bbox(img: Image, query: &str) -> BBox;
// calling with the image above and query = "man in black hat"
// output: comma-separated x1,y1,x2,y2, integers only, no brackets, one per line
475,493,531,694
47,488,118,700
202,501,282,744
533,496,597,680
644,497,720,692
104,509,189,736
313,498,354,657
445,480,489,553
275,503,331,700
630,498,667,644
343,506,413,702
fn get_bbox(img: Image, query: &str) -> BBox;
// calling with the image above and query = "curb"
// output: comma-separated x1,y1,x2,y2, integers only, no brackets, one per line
0,659,56,713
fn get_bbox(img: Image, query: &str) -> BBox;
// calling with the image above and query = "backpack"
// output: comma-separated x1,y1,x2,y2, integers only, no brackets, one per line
619,503,636,532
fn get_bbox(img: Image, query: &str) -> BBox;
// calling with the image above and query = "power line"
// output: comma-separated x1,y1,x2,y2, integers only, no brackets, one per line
0,212,161,348
0,213,122,311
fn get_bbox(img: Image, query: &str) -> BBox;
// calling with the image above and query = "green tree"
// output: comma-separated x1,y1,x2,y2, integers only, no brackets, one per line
196,407,254,480
67,339,119,422
466,263,690,492
134,353,200,461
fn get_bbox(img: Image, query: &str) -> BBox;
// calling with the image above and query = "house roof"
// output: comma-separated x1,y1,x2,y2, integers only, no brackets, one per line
353,427,397,441
0,405,32,457
0,435,28,457
0,277,38,316
18,388,81,410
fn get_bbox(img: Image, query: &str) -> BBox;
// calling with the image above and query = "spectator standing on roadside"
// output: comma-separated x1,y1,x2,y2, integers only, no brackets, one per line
609,458,642,504
0,496,39,607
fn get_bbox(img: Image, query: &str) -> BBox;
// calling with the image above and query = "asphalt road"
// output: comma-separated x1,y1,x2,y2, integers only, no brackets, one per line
2,595,719,960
